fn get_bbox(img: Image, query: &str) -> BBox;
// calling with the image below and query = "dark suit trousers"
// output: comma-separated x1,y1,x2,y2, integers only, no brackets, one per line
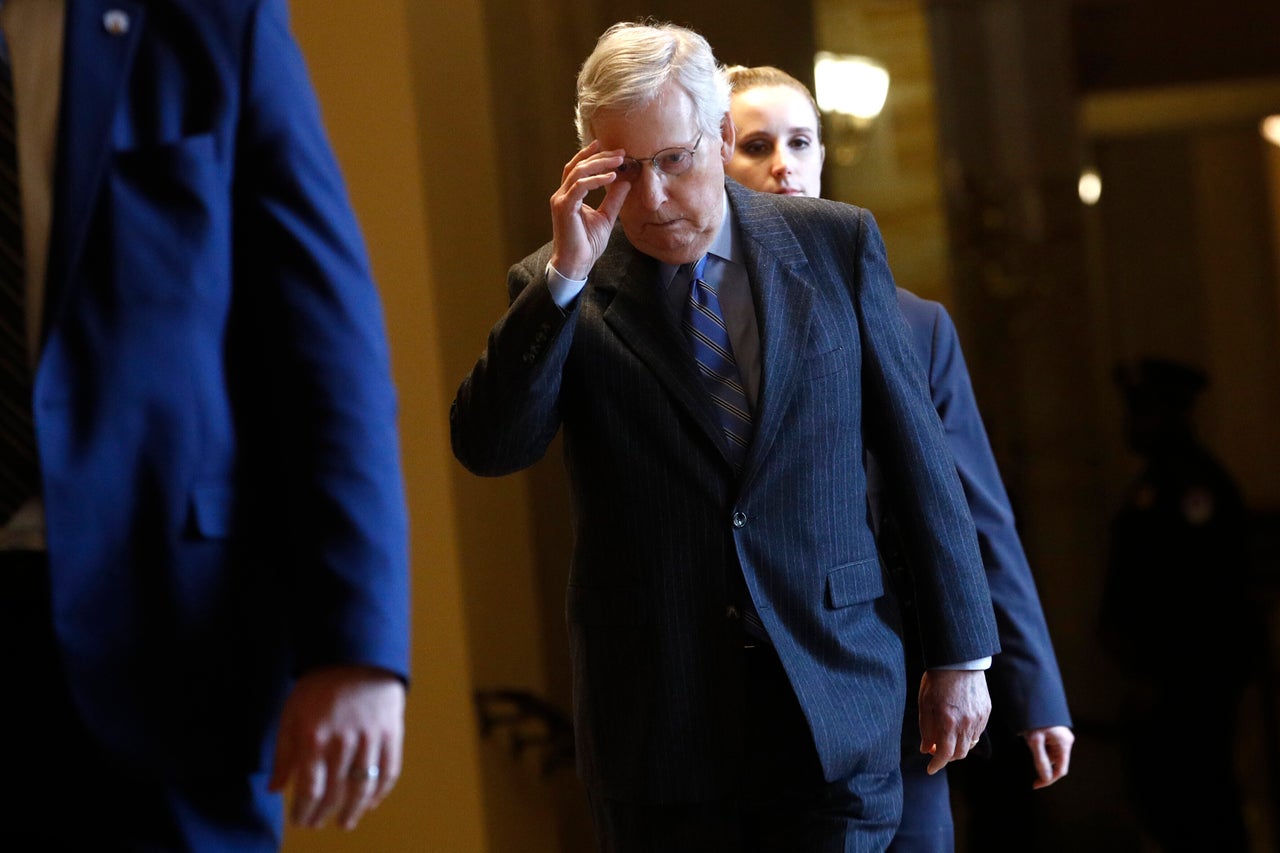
2,550,281,851
588,642,900,853
886,755,953,853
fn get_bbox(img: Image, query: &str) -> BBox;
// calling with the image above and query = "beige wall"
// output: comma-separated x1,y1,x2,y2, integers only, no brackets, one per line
283,2,492,851
1190,129,1280,509
1081,81,1280,510
816,0,953,306
1272,142,1280,342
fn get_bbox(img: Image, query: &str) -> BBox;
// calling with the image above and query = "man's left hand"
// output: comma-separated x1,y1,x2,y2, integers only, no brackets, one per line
269,665,406,830
1024,725,1074,789
917,669,991,775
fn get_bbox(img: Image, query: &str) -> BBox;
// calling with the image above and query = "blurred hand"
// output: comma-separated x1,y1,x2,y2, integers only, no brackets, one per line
1024,725,1074,789
269,665,405,830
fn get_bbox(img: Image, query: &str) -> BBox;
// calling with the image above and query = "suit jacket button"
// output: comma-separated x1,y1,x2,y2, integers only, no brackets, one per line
732,511,747,528
103,9,130,35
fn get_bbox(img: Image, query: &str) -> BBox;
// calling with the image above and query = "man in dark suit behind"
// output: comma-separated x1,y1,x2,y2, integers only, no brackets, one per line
878,294,1074,853
721,67,1073,852
1,0,409,848
451,21,999,852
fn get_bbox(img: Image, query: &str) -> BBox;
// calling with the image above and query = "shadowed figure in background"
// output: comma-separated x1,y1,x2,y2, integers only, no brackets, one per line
725,65,1073,853
1101,357,1261,853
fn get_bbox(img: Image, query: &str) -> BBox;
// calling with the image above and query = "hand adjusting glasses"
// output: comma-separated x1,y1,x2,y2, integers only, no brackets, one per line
614,131,703,182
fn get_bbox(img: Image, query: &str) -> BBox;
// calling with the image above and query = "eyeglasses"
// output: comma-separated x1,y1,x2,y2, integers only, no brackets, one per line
614,131,704,182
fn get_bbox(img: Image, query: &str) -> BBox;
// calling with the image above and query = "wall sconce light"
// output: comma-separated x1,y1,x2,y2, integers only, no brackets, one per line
1078,167,1102,206
1261,115,1280,148
813,52,890,166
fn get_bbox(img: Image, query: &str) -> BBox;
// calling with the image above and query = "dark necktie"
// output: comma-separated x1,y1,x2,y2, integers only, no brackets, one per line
681,255,767,641
0,15,36,523
682,254,753,471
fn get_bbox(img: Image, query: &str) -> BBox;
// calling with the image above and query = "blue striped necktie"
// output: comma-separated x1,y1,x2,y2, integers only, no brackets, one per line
682,254,767,641
682,254,753,470
0,13,36,523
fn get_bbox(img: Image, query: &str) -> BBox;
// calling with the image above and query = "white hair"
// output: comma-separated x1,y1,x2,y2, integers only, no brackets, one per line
574,21,730,145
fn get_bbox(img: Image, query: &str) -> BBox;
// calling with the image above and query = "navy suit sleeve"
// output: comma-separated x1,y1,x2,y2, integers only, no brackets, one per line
236,0,409,679
450,243,579,476
903,292,1071,731
851,213,999,666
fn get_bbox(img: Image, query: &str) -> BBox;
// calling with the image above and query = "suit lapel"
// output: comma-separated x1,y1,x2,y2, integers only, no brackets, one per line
598,232,728,457
727,182,815,480
45,0,145,338
597,185,821,473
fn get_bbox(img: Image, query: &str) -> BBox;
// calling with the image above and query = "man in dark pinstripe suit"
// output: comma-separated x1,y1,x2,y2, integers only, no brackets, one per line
451,21,999,853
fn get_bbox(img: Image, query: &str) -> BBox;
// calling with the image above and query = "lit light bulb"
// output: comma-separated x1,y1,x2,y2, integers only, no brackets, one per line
1261,115,1280,148
1078,167,1102,206
814,53,890,123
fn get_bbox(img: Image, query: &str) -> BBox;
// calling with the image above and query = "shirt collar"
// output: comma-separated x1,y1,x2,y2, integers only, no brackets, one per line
657,189,739,289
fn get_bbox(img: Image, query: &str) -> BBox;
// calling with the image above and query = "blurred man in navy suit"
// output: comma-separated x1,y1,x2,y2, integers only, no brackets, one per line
1,1,409,848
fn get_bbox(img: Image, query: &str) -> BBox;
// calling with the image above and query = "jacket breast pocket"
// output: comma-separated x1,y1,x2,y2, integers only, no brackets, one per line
804,345,850,379
825,557,884,608
108,133,227,303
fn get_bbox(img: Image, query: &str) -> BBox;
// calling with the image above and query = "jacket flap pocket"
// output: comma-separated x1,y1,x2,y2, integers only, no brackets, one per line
826,557,884,608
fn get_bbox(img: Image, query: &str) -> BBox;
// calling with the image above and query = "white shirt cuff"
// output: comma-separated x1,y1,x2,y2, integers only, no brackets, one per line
546,262,587,309
931,657,992,671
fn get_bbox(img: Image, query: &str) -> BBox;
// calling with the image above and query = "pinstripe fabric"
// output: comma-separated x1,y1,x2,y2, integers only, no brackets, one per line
0,11,36,523
682,254,752,470
682,254,768,641
881,291,1071,731
452,179,999,805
